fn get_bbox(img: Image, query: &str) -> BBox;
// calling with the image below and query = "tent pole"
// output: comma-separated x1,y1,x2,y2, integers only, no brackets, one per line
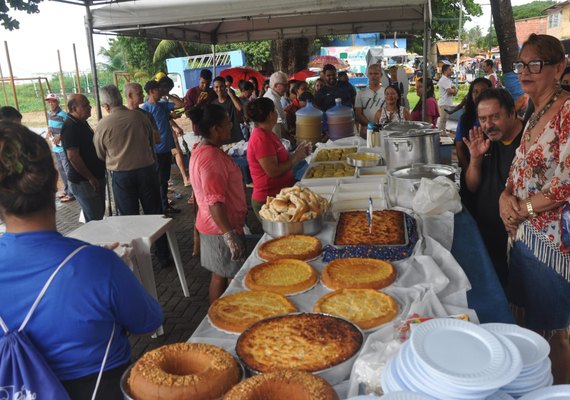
212,44,217,76
422,0,431,122
84,1,102,121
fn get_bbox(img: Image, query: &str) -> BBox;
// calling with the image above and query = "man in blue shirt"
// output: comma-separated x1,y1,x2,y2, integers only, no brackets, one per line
45,93,75,203
141,80,180,215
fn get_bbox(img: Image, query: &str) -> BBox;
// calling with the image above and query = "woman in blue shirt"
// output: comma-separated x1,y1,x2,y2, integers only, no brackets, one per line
0,122,163,399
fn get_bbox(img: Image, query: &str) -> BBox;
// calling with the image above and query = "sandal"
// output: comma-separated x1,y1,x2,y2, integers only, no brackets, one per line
60,195,75,203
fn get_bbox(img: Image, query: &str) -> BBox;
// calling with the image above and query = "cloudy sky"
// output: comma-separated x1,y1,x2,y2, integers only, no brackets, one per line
1,0,534,77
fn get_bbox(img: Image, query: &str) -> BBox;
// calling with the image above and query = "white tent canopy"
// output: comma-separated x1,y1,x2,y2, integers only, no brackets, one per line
91,0,431,44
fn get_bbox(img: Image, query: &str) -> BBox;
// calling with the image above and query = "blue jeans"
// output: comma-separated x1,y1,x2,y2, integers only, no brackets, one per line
54,151,73,197
111,165,162,216
69,178,106,222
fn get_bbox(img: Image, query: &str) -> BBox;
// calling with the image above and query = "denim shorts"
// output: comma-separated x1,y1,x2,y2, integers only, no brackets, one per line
507,240,570,330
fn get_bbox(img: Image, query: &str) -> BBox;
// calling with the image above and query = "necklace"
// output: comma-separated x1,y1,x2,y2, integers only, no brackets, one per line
525,88,562,140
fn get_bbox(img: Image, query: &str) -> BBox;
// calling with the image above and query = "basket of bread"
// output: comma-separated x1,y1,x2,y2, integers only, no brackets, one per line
259,186,328,237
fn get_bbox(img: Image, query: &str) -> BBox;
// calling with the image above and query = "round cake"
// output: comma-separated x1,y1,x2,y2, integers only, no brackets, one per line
127,342,241,400
257,235,322,261
223,370,339,400
208,291,297,333
236,313,362,374
321,258,396,290
313,289,399,330
245,259,318,295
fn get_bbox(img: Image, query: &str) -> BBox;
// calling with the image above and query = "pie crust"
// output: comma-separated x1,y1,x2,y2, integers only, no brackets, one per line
257,235,322,261
321,258,396,290
313,289,399,330
236,313,362,373
334,210,406,246
245,259,318,295
208,291,297,333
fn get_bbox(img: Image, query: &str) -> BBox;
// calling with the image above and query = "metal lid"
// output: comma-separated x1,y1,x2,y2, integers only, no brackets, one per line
387,128,441,138
389,163,456,180
383,121,433,131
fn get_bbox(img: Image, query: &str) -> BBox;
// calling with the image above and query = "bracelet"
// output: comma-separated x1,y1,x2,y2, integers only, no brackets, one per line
526,198,536,218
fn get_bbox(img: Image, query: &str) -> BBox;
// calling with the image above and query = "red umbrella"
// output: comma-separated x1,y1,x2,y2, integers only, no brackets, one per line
220,67,266,90
308,55,350,70
289,69,318,81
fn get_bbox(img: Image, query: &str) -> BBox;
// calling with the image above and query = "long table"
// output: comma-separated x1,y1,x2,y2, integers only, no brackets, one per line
188,208,514,397
452,209,514,324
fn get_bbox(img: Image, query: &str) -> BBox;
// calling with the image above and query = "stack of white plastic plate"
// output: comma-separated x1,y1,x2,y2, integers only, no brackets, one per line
486,391,515,400
482,323,552,398
381,319,523,399
380,392,435,399
519,384,570,399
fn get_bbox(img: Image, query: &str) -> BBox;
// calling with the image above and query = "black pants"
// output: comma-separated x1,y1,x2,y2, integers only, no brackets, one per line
111,164,170,259
155,152,172,212
62,363,128,400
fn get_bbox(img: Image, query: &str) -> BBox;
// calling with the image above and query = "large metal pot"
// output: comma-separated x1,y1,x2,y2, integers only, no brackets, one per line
382,123,441,169
387,163,456,209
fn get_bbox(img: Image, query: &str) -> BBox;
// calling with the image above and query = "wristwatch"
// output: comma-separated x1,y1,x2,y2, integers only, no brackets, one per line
526,198,536,218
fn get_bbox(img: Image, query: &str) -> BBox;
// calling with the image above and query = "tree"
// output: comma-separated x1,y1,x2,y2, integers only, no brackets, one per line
490,0,518,73
0,0,43,30
512,0,554,20
407,0,483,54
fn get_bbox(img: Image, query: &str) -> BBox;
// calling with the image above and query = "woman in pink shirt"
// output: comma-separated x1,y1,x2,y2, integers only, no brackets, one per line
188,104,248,302
246,98,311,217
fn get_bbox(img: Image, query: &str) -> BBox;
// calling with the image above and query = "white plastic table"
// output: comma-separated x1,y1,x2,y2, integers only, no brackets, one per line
67,215,190,335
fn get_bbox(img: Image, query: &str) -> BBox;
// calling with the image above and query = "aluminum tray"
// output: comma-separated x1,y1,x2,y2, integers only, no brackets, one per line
312,145,359,162
236,312,364,386
261,214,323,237
346,152,383,168
301,161,357,183
332,209,410,248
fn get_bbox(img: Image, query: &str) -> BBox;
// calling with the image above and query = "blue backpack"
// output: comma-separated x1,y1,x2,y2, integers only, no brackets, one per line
0,245,115,400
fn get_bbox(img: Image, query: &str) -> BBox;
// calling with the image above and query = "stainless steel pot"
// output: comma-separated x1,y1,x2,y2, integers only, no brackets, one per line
387,163,456,209
382,125,441,170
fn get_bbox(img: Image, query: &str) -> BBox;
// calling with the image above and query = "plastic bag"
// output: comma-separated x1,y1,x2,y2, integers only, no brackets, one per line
412,176,462,215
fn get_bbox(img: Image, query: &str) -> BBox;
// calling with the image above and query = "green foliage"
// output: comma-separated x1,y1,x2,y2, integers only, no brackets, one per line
98,36,160,78
408,0,482,53
217,41,272,69
0,0,42,30
512,0,554,20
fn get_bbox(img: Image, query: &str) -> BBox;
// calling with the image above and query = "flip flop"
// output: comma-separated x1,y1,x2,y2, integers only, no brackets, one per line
60,195,75,203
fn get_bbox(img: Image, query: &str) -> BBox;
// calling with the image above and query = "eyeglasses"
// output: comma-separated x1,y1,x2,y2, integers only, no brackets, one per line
512,60,555,74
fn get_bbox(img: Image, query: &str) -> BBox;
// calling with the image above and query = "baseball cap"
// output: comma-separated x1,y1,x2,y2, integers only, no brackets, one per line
144,80,160,93
45,93,59,102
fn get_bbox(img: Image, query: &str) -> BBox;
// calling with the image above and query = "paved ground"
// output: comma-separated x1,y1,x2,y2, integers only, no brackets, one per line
55,171,262,362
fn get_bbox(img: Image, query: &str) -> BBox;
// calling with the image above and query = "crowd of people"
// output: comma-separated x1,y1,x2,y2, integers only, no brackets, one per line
0,32,569,396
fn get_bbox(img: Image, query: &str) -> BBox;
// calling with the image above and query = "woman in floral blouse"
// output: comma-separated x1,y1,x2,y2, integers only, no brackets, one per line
499,34,570,384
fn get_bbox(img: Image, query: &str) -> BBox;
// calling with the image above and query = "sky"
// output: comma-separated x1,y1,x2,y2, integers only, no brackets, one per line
0,0,535,77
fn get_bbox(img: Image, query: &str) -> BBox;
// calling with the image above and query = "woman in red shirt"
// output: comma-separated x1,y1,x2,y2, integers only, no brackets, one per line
188,104,248,302
246,98,311,217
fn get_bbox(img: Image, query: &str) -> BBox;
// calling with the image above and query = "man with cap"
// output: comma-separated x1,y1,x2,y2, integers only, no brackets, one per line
141,79,181,215
45,93,74,203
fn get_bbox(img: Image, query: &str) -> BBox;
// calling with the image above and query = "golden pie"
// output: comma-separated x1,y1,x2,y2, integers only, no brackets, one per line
322,258,396,290
208,291,297,334
245,259,318,295
236,313,362,373
257,235,322,261
313,289,399,330
334,210,406,246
